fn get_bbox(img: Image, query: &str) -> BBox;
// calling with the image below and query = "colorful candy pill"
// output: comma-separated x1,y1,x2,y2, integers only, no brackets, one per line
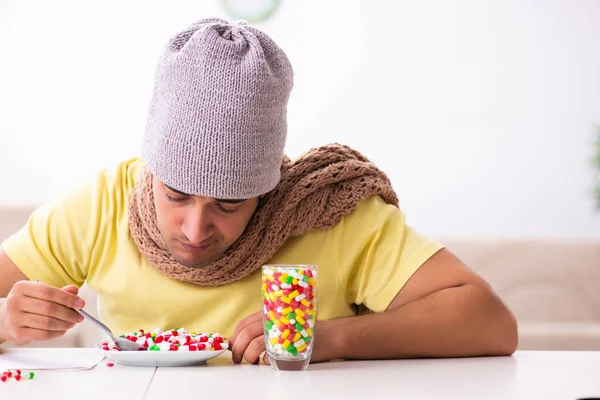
100,328,229,352
262,266,317,359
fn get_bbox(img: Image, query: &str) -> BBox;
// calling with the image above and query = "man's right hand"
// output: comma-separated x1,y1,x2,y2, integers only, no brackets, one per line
0,280,86,346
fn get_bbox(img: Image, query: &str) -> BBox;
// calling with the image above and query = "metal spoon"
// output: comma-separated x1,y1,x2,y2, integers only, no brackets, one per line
74,308,146,351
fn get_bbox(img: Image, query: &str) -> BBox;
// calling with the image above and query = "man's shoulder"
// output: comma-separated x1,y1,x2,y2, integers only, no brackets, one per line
337,195,402,230
53,157,145,215
97,157,145,191
298,195,402,242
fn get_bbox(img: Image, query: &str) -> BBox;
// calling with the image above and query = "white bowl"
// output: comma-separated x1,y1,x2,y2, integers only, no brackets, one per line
96,345,227,367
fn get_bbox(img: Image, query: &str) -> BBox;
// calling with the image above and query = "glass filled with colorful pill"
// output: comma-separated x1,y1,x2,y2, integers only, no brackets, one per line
262,264,317,371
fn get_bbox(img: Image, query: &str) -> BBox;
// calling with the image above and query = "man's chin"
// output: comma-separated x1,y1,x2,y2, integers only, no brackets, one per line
171,251,221,269
163,239,223,268
172,257,210,269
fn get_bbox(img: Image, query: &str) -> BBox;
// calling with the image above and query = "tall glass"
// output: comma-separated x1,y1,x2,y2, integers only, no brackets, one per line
262,264,318,371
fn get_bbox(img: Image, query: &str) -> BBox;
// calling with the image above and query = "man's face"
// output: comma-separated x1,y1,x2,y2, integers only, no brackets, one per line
152,177,260,268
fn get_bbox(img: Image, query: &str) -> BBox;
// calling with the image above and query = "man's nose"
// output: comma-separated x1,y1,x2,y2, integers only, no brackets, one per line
181,206,213,244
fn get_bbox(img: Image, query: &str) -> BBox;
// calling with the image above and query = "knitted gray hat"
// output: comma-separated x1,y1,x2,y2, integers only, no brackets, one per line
142,18,294,199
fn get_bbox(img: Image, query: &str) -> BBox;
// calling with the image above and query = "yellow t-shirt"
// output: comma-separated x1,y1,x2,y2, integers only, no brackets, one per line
1,158,444,338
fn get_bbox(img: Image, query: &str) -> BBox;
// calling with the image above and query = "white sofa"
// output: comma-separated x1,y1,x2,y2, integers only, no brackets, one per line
441,237,600,350
1,207,599,350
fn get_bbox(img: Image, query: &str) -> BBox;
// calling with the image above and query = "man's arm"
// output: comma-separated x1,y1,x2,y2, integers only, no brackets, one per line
229,248,518,364
314,248,518,361
0,248,29,298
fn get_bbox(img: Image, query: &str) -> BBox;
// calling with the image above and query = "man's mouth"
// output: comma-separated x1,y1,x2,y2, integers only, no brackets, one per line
178,239,215,253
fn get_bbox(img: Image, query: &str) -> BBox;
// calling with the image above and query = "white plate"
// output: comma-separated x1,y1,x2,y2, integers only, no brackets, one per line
96,345,227,367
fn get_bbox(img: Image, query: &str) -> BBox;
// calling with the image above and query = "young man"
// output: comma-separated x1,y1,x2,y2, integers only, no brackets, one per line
0,18,517,364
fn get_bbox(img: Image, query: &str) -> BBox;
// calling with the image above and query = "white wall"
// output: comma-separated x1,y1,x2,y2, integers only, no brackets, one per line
1,0,599,239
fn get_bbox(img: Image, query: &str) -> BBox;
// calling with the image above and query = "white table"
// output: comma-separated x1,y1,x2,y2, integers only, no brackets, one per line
1,349,599,399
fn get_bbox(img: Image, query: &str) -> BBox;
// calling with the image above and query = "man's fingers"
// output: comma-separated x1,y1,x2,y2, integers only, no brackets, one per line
243,336,266,365
231,321,264,364
21,313,76,332
1,281,82,345
19,297,83,324
230,311,262,347
12,327,68,342
61,285,80,295
16,281,85,309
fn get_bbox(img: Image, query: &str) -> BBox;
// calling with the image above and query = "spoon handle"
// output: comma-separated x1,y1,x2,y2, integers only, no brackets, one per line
74,308,115,340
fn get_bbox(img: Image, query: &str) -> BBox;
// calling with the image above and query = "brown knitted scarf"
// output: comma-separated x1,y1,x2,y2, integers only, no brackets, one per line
128,144,399,286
